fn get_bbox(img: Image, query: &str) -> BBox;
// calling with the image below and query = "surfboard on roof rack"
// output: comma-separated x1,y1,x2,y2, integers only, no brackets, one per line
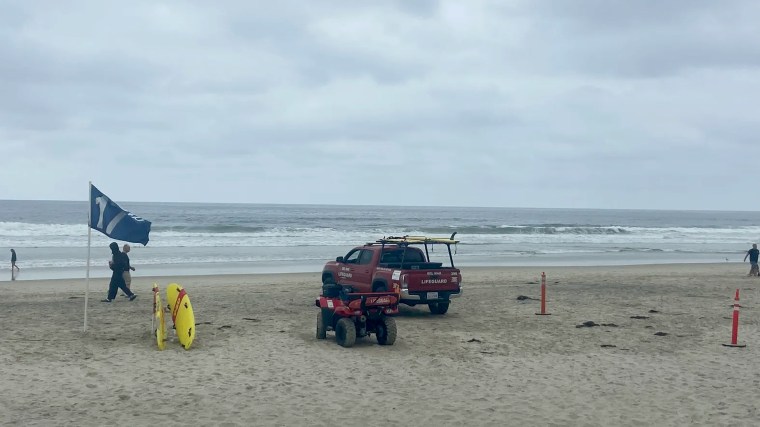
377,232,459,246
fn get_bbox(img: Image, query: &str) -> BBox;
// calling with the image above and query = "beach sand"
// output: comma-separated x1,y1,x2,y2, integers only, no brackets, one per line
0,263,758,426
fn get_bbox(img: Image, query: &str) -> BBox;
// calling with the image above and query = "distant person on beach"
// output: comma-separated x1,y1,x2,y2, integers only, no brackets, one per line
10,249,19,280
743,244,759,276
120,244,136,297
102,242,136,302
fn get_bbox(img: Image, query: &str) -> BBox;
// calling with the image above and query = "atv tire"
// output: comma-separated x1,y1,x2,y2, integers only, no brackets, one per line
376,316,397,346
316,311,326,340
335,318,356,348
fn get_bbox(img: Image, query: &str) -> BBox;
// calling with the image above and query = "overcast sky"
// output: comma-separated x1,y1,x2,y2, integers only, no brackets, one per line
1,0,759,210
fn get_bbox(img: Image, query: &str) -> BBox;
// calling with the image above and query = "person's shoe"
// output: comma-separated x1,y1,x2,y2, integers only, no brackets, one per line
128,294,137,301
101,298,112,303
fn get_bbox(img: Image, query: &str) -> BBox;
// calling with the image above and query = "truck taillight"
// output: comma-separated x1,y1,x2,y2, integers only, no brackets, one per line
401,274,408,291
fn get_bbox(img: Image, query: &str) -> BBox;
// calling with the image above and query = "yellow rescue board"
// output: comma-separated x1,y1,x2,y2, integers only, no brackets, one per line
166,283,181,313
152,284,166,351
167,283,196,350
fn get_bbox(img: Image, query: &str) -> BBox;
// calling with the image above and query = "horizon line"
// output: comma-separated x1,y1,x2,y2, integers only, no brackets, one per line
0,198,757,214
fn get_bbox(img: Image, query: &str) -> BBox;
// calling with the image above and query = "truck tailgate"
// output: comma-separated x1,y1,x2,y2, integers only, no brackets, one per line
405,270,460,292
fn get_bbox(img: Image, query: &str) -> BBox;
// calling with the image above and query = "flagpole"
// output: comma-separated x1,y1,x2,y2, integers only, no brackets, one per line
84,181,92,333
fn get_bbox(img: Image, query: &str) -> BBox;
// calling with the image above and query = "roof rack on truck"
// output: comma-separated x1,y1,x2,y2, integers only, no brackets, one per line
374,232,458,266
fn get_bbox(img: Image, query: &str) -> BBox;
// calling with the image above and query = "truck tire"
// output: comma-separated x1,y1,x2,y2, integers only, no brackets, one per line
372,283,387,292
335,318,356,348
316,311,326,340
376,316,397,345
322,274,335,285
428,301,450,315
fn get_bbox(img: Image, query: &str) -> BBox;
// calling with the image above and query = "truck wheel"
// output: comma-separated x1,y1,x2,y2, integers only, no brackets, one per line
335,318,356,348
428,302,450,315
316,311,326,340
376,316,397,345
372,283,387,292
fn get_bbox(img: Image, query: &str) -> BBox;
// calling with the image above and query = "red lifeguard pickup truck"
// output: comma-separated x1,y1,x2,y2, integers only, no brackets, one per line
321,234,462,314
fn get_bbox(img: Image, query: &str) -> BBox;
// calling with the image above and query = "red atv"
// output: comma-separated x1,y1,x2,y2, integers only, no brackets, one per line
315,281,399,347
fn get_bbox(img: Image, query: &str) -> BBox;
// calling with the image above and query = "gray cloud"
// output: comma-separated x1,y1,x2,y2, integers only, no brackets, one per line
0,0,759,210
519,0,760,77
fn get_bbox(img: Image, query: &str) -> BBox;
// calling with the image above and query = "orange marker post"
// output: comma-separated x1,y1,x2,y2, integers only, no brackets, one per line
722,289,746,348
535,272,551,316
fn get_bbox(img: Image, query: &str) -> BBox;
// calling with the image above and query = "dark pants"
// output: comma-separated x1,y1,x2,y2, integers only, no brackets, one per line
107,272,134,300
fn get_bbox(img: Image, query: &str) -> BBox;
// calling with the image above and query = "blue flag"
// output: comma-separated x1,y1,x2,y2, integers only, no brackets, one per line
89,184,151,245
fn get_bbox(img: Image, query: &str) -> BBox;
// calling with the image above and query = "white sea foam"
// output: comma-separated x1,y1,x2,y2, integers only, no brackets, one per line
3,221,760,248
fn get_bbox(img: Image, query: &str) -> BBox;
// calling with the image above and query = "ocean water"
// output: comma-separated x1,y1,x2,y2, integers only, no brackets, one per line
0,200,758,280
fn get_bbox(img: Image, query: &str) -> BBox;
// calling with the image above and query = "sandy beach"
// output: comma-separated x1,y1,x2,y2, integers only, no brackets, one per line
0,263,758,426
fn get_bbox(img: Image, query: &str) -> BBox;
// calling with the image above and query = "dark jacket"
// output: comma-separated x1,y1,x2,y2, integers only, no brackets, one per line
109,243,128,274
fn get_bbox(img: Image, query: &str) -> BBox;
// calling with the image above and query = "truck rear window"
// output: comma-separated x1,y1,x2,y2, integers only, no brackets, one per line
382,249,424,263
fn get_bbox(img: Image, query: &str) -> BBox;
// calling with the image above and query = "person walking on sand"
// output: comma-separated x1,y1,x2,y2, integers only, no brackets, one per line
10,249,19,280
743,243,759,276
120,244,136,297
102,242,136,302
